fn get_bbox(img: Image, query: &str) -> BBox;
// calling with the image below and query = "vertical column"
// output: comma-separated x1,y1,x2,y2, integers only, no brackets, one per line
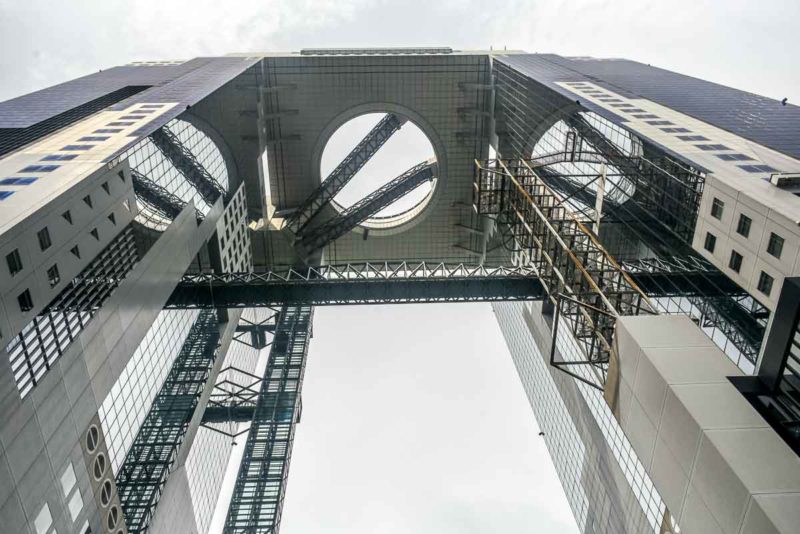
224,305,313,534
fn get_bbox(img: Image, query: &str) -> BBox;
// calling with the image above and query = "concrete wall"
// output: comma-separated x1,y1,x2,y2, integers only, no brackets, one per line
612,314,800,533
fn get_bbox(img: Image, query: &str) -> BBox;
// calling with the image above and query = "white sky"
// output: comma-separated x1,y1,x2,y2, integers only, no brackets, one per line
2,1,798,533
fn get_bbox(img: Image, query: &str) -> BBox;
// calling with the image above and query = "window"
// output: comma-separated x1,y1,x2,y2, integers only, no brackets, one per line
711,197,724,219
6,249,23,275
41,154,78,161
62,210,73,224
108,213,117,225
729,250,743,273
757,271,774,296
94,128,122,134
90,228,99,240
120,114,145,120
34,503,52,534
47,264,60,287
739,164,777,173
107,121,134,126
0,191,13,200
18,289,34,312
78,136,110,142
123,199,131,211
767,232,784,258
70,245,80,259
83,195,93,208
632,114,659,119
101,181,110,194
37,227,52,250
646,120,673,126
736,214,752,238
61,145,94,151
677,135,709,141
717,153,753,161
704,232,717,253
117,170,126,182
20,164,58,172
661,127,691,133
0,177,37,185
622,108,647,113
695,144,729,151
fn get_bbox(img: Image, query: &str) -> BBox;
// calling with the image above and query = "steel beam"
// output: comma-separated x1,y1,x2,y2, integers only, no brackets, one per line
224,305,313,534
165,262,544,308
283,113,407,234
131,169,190,221
149,125,226,206
116,310,221,533
296,160,436,254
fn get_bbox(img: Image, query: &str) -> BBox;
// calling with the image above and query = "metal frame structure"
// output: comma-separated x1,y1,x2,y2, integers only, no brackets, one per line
224,305,313,534
149,125,227,206
282,113,407,234
474,157,656,386
295,160,437,255
166,262,544,308
116,309,221,533
130,168,192,222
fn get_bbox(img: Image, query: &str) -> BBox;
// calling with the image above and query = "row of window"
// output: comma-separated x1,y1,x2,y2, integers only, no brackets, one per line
704,231,776,296
709,196,785,258
566,82,779,176
0,104,163,202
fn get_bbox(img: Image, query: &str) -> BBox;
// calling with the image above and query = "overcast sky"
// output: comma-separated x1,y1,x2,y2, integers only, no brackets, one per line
2,1,797,533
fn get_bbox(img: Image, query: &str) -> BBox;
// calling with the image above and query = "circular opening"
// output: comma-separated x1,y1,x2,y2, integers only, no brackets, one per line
107,506,120,530
130,118,230,232
100,480,113,507
531,114,636,208
86,426,99,453
93,453,106,480
320,112,437,230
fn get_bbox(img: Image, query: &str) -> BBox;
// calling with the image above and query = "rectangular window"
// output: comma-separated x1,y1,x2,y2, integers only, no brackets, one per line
695,144,730,151
20,164,58,173
736,214,752,238
645,120,673,126
767,232,784,259
37,227,52,251
704,232,717,253
47,264,60,287
17,289,33,312
41,154,78,161
0,177,37,185
711,197,724,219
120,115,145,120
717,153,754,161
78,136,109,142
94,128,122,134
729,250,743,273
739,164,778,173
0,191,13,200
757,271,774,296
677,135,709,141
661,127,691,133
6,249,23,275
107,121,134,126
61,145,94,151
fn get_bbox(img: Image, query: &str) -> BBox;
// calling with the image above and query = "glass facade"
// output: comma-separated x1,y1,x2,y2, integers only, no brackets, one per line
99,309,199,472
494,300,670,533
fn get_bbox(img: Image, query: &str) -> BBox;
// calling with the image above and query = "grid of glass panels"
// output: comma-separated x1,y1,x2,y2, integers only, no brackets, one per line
5,226,139,397
124,118,229,231
494,301,669,533
99,308,199,472
185,309,263,534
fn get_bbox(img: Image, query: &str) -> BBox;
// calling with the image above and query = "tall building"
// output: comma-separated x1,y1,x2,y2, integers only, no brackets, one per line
0,49,798,534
